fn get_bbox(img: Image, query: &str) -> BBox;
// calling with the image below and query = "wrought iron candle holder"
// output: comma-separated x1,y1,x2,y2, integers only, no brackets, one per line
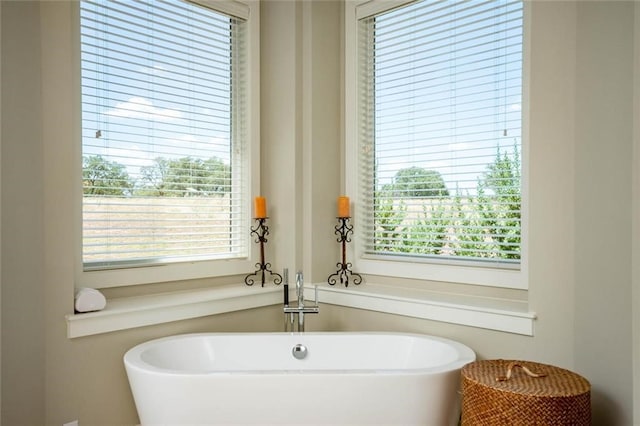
244,218,282,287
327,217,362,287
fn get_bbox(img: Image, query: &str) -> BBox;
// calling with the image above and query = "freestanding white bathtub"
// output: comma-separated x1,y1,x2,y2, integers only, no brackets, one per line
124,332,475,425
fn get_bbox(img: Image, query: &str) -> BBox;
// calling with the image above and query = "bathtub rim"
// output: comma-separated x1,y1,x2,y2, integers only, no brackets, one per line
124,331,476,376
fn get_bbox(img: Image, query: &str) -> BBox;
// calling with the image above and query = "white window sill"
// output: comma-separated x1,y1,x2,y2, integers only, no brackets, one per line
66,284,282,338
67,282,536,338
310,283,536,336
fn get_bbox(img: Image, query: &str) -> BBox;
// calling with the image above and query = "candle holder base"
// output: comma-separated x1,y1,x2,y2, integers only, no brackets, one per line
328,263,362,287
244,264,283,287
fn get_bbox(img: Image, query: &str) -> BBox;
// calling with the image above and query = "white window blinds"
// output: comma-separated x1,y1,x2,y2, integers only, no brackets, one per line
358,0,523,265
80,0,249,270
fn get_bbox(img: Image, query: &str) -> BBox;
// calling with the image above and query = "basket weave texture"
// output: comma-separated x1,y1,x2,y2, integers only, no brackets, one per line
461,359,591,426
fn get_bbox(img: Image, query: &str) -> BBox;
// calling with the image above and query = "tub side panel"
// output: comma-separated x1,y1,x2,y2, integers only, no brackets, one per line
129,370,462,425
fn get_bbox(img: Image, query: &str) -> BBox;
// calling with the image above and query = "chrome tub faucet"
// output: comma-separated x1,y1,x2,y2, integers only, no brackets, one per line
283,269,319,332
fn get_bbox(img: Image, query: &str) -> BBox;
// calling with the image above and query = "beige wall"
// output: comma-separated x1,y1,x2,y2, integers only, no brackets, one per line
0,1,638,425
260,0,342,281
0,0,4,420
261,0,303,275
574,2,634,424
2,1,45,424
634,2,640,422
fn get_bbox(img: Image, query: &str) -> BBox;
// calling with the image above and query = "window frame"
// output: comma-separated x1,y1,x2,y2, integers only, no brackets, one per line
74,0,261,289
344,0,529,290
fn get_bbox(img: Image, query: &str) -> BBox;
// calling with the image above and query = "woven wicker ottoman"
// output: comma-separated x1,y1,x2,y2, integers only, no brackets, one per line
461,359,591,425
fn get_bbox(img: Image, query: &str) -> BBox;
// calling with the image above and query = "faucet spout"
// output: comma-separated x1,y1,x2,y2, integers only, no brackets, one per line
295,271,304,331
295,271,304,308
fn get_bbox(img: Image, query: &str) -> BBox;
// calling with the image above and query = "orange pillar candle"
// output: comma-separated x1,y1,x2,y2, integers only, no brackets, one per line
337,196,350,217
254,196,267,218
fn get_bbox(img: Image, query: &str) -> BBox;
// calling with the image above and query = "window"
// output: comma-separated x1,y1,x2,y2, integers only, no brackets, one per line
79,0,258,285
348,0,525,288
